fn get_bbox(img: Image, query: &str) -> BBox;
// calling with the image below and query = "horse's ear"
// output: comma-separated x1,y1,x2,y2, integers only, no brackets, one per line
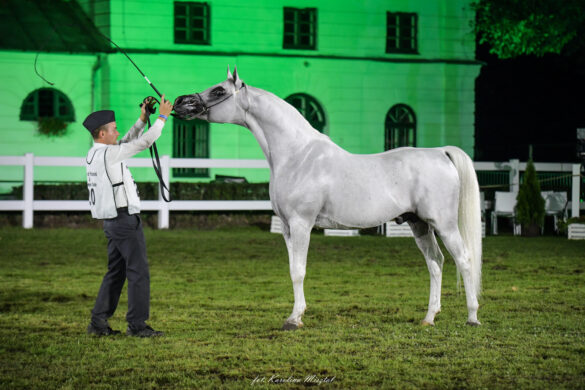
227,65,233,81
233,66,242,89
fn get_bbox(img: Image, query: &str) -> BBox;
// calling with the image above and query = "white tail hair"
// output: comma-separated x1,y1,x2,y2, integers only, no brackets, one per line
442,146,482,297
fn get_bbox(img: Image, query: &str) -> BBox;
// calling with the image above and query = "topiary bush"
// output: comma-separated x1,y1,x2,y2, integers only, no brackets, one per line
515,159,545,236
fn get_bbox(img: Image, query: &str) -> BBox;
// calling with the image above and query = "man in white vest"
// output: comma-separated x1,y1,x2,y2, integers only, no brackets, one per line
84,96,173,337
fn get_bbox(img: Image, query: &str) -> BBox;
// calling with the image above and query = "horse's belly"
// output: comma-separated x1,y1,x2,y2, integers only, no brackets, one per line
314,215,354,229
317,190,404,229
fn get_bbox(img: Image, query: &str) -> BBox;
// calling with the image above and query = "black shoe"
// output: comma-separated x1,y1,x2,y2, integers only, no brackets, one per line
126,325,164,338
87,323,121,336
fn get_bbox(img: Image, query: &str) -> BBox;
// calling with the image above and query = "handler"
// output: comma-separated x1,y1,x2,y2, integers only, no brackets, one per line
84,96,173,337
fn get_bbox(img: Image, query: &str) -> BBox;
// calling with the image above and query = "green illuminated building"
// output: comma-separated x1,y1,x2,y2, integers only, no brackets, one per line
0,0,480,188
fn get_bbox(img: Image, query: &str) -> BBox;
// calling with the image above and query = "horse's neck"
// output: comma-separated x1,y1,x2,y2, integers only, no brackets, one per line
244,87,323,168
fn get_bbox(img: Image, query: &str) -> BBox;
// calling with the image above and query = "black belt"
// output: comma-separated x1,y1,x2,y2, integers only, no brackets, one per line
117,207,129,213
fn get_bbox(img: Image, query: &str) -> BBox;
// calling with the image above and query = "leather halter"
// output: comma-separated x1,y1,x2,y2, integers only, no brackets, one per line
195,83,247,115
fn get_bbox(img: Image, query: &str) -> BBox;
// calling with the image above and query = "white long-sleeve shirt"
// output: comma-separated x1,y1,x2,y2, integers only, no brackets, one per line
86,118,165,218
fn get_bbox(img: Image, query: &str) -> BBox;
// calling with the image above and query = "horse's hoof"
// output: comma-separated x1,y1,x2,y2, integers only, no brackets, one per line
466,320,481,326
282,322,299,331
421,320,434,327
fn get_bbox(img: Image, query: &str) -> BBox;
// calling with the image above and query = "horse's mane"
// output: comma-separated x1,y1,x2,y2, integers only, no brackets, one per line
248,85,325,137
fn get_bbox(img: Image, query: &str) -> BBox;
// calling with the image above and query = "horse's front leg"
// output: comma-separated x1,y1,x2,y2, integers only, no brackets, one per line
282,219,311,330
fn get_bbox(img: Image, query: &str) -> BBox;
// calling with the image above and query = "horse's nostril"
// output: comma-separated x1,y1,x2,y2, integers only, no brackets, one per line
175,96,184,105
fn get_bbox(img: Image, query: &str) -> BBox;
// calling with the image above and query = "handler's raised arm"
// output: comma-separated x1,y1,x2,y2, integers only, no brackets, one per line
105,119,164,165
105,96,173,165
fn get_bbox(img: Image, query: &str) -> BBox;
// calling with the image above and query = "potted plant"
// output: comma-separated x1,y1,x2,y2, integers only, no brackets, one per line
515,159,545,237
558,216,585,239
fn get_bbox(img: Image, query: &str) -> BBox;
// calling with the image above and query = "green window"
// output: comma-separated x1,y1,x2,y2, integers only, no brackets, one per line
174,2,210,45
386,12,418,54
285,93,326,133
385,104,416,150
20,88,75,121
283,7,317,50
173,118,210,178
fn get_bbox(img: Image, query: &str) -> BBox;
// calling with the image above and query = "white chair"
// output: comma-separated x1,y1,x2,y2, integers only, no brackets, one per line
541,191,567,232
491,191,520,235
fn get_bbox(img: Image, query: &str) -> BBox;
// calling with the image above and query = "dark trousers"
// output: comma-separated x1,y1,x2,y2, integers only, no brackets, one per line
91,209,150,330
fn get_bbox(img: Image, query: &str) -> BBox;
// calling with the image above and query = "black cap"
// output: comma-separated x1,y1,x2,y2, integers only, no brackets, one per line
83,110,115,133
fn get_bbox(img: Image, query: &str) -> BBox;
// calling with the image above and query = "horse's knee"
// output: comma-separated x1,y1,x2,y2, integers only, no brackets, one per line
290,272,305,284
288,261,306,285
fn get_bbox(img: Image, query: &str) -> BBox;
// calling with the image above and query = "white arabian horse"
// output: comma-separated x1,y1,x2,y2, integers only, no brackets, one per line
173,67,482,329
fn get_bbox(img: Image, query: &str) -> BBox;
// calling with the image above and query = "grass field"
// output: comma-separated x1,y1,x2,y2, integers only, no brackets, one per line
0,226,584,389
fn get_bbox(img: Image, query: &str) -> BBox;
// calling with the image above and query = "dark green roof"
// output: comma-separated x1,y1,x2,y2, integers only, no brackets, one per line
0,0,111,53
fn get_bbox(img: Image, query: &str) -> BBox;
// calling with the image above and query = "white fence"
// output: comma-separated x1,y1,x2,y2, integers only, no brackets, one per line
0,153,271,229
0,154,581,229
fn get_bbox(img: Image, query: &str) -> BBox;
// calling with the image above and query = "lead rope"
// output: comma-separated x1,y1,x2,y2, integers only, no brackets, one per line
147,114,172,202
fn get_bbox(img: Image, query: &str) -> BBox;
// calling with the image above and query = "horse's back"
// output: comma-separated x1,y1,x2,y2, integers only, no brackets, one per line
311,146,460,228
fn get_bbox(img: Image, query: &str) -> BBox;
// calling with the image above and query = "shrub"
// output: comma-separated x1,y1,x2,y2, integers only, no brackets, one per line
8,181,270,201
515,159,545,234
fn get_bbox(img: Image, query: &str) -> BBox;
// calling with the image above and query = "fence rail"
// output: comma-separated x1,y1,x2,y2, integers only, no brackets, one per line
0,154,581,229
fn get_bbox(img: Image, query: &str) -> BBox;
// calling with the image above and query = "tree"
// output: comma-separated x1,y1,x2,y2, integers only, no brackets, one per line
472,0,585,58
515,159,545,236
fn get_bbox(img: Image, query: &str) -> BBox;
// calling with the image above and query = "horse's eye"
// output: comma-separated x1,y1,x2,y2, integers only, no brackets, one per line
212,88,225,97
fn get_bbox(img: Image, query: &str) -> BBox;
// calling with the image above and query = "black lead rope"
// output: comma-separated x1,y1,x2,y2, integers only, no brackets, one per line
149,140,172,203
142,97,172,203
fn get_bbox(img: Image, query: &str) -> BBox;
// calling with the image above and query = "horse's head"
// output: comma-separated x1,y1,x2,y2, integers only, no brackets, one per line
174,66,247,124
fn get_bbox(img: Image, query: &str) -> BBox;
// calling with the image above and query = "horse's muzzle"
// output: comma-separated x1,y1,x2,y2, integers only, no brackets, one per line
173,94,205,120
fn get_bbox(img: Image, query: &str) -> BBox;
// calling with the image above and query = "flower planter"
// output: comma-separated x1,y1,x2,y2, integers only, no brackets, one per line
324,229,360,237
385,221,413,237
270,215,283,234
568,223,585,240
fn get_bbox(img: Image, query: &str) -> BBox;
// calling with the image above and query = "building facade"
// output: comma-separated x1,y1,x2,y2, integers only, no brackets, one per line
0,0,480,189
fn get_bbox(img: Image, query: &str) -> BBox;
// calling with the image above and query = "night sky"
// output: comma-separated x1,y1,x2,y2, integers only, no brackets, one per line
474,42,585,163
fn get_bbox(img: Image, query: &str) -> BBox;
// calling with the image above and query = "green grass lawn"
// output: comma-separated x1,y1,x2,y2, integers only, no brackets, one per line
0,227,584,389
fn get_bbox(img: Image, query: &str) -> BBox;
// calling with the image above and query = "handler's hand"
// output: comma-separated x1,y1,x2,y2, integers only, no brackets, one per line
139,101,149,122
159,94,173,118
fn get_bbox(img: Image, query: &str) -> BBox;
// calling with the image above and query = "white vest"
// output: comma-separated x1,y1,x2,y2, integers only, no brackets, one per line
86,146,141,219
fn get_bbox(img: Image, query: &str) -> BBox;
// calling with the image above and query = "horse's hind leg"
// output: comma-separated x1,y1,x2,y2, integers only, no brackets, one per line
408,220,444,326
282,219,311,330
436,227,480,326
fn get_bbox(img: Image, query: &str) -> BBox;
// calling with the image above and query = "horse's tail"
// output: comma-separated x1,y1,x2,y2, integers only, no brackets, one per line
442,146,482,297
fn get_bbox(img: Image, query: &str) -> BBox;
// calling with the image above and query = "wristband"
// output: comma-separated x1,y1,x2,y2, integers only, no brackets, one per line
158,114,168,120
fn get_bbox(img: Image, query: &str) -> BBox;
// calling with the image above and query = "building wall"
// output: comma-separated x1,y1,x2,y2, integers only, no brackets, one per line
0,0,479,187
108,0,476,61
0,52,98,190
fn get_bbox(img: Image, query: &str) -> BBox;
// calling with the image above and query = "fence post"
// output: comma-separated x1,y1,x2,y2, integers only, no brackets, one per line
157,155,170,229
509,159,520,193
572,164,581,218
23,153,34,228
